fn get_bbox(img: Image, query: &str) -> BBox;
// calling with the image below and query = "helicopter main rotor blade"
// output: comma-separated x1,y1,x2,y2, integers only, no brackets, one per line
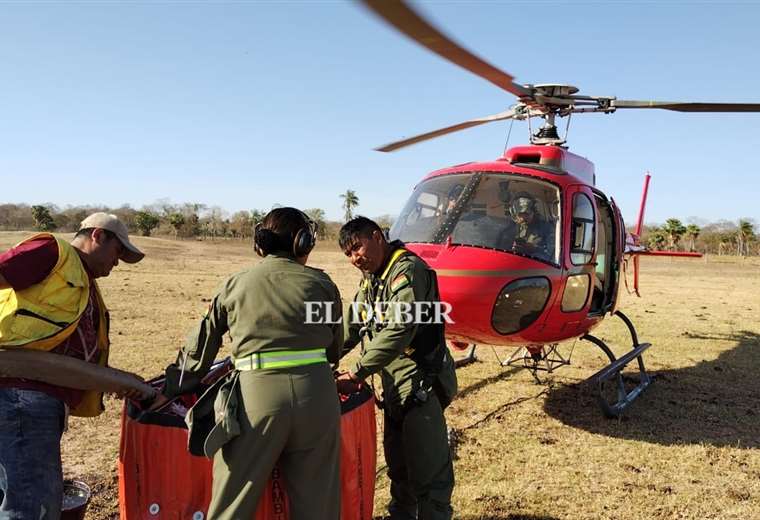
376,108,519,152
614,100,760,112
360,0,530,98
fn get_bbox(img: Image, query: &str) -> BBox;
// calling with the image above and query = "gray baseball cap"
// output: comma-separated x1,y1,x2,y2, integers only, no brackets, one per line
79,212,145,263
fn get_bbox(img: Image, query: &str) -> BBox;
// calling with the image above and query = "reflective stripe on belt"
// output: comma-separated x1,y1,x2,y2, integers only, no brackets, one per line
233,348,327,370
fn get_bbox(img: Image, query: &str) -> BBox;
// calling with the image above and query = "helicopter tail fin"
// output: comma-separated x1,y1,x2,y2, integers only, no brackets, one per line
634,172,651,237
623,172,702,296
622,172,651,296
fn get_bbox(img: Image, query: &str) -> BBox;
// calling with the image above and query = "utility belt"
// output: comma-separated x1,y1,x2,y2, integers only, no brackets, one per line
187,348,327,458
233,348,327,371
361,324,452,415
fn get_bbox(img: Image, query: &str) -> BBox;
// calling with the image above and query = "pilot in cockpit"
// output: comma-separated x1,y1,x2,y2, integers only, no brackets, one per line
441,184,464,215
499,192,554,260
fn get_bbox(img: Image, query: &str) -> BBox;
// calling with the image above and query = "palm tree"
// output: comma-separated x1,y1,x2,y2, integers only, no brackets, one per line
340,190,359,222
663,218,686,251
647,226,668,250
685,224,700,252
737,219,755,256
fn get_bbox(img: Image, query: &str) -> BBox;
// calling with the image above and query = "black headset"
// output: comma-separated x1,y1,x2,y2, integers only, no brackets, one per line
507,192,537,221
253,209,316,258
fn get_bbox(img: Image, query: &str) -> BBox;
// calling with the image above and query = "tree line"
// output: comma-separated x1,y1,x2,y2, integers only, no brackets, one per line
0,190,395,243
13,202,268,239
641,218,757,256
3,202,756,256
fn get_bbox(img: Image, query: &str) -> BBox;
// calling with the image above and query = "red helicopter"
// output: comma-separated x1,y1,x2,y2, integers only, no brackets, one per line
361,0,760,416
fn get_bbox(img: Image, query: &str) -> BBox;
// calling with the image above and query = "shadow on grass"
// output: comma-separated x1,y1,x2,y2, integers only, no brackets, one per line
374,513,559,520
456,515,561,520
455,363,522,400
543,330,760,448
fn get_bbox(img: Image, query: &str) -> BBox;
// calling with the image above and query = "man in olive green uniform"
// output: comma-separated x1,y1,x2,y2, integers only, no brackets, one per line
337,217,457,520
153,208,343,520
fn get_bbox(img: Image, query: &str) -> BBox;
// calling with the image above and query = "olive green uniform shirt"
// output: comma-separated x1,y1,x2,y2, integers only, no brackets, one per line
343,244,439,407
165,254,343,397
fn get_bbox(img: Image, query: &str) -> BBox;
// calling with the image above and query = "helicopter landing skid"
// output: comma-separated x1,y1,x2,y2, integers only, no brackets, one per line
453,344,478,368
500,343,570,384
583,310,652,418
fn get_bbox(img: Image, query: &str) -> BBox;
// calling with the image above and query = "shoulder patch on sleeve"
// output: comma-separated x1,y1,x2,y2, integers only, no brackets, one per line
390,273,410,292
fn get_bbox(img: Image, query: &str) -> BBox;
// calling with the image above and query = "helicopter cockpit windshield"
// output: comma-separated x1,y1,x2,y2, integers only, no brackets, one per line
390,172,561,265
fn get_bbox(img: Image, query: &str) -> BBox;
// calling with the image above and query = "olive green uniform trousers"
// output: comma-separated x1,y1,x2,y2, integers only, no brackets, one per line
383,394,454,520
207,363,341,520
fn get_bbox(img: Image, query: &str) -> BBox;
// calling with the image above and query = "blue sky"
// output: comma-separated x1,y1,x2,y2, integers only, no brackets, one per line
2,1,759,225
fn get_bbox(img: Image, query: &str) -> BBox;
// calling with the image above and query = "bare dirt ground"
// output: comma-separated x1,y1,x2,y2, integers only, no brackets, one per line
2,232,759,520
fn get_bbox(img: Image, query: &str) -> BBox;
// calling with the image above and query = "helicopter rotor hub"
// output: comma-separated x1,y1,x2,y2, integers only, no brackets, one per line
361,0,760,153
531,83,579,98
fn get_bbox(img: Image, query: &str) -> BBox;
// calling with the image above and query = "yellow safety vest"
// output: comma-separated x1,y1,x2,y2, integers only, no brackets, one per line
0,233,110,417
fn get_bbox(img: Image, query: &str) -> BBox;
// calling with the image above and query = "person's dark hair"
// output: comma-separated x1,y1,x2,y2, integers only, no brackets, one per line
254,207,312,257
338,216,384,252
75,227,116,241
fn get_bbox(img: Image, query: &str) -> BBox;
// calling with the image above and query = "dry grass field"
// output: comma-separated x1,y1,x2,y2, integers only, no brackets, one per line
2,231,759,520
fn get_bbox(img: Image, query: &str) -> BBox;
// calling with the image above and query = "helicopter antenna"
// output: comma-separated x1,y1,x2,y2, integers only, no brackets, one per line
502,117,515,154
526,114,533,143
563,112,572,145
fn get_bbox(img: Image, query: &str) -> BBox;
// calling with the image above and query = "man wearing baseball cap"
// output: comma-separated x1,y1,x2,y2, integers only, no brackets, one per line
0,212,154,518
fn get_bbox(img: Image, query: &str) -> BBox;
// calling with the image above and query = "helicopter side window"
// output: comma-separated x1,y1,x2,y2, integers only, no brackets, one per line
571,193,595,264
413,192,438,219
396,191,441,242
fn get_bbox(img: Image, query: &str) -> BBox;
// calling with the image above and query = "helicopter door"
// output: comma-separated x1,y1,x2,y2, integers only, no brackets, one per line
607,196,625,313
589,192,621,315
561,186,596,315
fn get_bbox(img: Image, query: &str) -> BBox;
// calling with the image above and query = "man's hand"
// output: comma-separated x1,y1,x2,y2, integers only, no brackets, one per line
146,393,172,412
335,371,362,395
108,370,156,401
513,237,538,253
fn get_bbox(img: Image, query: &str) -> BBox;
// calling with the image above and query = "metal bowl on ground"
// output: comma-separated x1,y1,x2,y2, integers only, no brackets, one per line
61,480,91,520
